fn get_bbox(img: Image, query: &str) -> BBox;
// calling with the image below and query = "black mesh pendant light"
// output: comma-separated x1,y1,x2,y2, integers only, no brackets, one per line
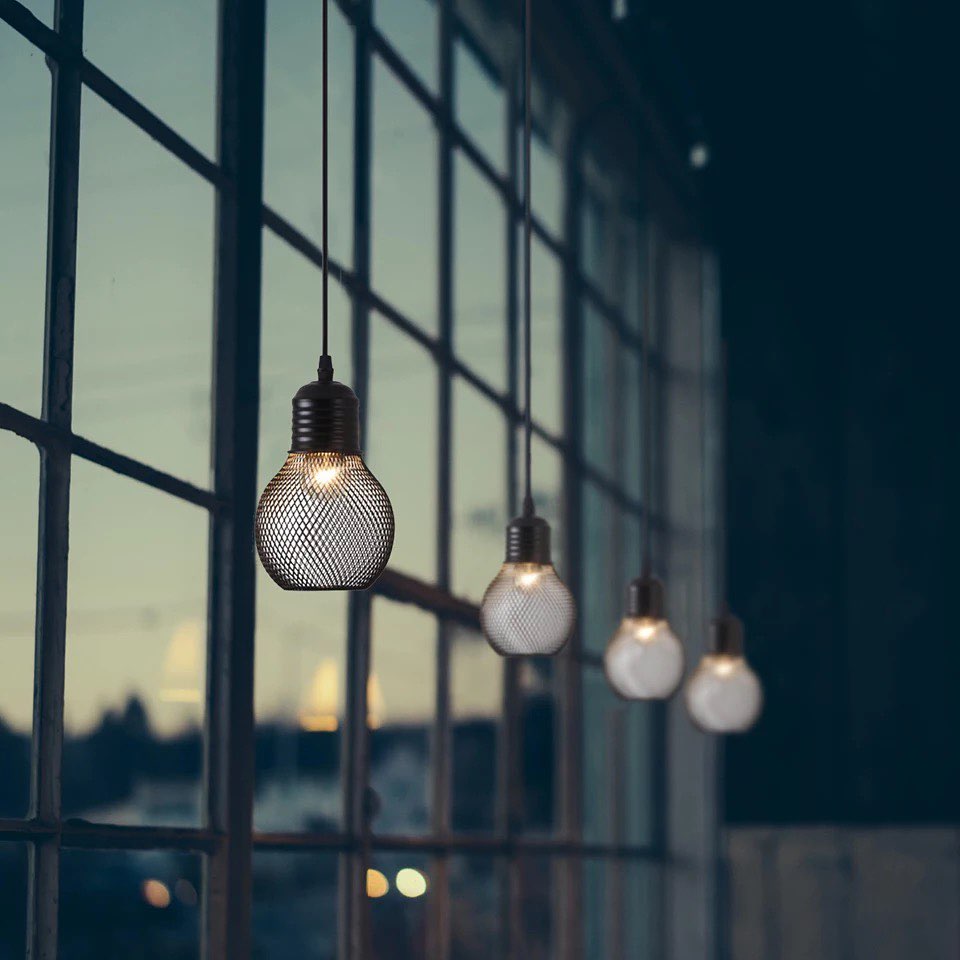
255,0,394,591
479,0,575,656
604,222,683,699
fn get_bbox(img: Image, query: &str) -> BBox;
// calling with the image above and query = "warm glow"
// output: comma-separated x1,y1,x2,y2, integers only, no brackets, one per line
395,867,428,898
518,570,542,589
160,619,202,704
712,655,739,677
142,879,171,909
366,869,389,898
367,673,385,730
310,464,341,487
299,659,340,732
634,618,661,642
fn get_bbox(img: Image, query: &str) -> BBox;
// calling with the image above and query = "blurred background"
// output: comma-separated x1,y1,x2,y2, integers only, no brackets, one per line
0,0,956,958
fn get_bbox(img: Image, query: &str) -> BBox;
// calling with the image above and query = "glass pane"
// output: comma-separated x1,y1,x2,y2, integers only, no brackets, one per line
520,236,564,438
450,856,501,958
624,859,661,957
581,482,619,654
0,434,38,817
518,433,565,574
581,185,613,297
582,667,627,846
64,459,206,826
369,851,431,959
0,30,49,417
626,700,656,845
83,0,217,157
18,0,53,24
582,306,618,478
369,599,436,835
59,850,201,958
519,855,553,960
254,577,347,833
621,216,645,333
0,843,27,958
520,658,555,833
252,851,339,959
582,858,609,959
454,154,508,390
374,0,438,92
367,313,438,582
455,38,506,173
450,626,500,833
259,231,353,491
371,59,438,335
264,1,354,266
73,91,215,488
531,133,563,239
621,349,643,499
451,378,507,602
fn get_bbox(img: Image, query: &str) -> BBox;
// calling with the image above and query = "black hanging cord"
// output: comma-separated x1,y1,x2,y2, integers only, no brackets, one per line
319,0,332,380
641,219,654,576
521,0,534,518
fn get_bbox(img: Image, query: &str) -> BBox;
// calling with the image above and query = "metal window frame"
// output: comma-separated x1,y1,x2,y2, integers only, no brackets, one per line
0,0,694,957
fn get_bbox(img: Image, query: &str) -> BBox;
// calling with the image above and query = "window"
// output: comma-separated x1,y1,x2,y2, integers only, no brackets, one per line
0,1,703,956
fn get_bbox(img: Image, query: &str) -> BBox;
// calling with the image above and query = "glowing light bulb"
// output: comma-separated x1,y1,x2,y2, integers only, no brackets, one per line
395,868,428,898
685,613,762,733
604,576,683,700
605,617,684,700
480,515,575,657
256,376,394,590
366,869,389,898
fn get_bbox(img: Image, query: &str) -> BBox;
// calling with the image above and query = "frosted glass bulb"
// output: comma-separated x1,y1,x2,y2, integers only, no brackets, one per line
685,654,762,733
604,617,684,700
480,562,575,656
256,451,394,590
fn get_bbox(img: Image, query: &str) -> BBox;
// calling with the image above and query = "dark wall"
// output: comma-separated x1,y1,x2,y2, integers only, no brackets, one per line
653,0,959,823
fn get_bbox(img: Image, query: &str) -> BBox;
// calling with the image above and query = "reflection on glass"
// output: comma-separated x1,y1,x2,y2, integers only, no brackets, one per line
64,459,206,826
455,38,506,172
582,305,619,478
252,852,338,959
367,314,438,581
254,576,347,833
450,626,501,832
369,852,430,960
450,856,501,959
580,482,619,653
264,1,354,265
59,850,200,959
369,600,437,835
371,58,438,334
0,31,49,417
0,435,37,817
83,0,217,157
0,843,26,956
454,154,508,390
374,0,438,92
452,379,507,601
73,90,214,488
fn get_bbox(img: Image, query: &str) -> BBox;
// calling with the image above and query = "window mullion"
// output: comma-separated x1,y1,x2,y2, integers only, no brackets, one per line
203,0,266,957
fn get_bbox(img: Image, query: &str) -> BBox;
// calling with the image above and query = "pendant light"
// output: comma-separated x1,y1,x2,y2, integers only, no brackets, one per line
479,0,575,656
255,0,394,590
604,222,684,700
685,322,762,732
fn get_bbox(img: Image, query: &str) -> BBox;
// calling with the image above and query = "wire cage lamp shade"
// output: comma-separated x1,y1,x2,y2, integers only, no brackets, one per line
480,516,575,656
256,377,394,590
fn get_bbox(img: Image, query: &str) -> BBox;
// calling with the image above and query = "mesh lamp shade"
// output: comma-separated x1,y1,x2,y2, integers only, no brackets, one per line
604,577,684,700
480,515,575,656
685,612,762,733
256,377,394,590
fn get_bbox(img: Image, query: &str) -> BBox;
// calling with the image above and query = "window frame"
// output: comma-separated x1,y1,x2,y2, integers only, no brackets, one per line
0,0,678,957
